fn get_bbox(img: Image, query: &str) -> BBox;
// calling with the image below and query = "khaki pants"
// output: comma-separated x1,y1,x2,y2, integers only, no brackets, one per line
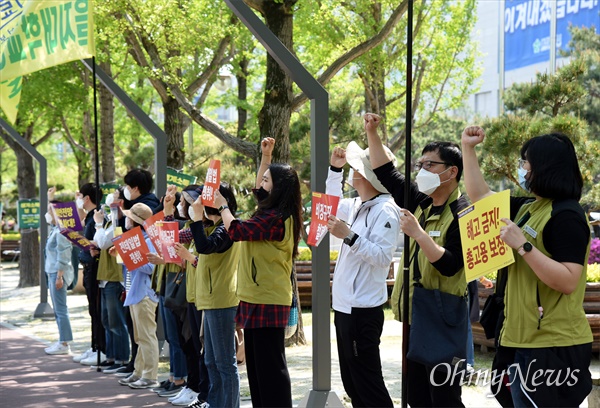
130,296,158,381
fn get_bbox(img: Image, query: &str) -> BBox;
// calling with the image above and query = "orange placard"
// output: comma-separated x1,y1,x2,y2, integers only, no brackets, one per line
159,221,181,264
307,192,340,247
201,159,221,208
142,211,165,256
111,226,150,271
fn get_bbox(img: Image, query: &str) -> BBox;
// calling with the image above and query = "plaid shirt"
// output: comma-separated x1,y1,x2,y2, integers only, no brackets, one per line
236,301,291,329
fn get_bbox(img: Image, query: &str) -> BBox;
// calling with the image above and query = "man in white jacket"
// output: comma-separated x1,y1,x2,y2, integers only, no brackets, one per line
326,142,401,408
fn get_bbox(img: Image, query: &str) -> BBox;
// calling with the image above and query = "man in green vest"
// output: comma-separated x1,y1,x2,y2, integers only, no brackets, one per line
365,113,469,407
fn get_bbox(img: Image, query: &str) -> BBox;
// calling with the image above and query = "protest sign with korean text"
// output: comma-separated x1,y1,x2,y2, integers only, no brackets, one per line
142,211,165,257
111,226,150,271
158,221,181,264
100,183,120,205
167,168,197,189
458,190,515,281
18,199,40,229
307,192,340,247
201,159,220,208
60,229,96,251
52,202,83,231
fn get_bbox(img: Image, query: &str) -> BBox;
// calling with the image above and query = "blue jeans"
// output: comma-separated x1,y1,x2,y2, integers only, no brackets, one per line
159,295,187,380
101,282,130,362
204,307,240,408
508,348,533,408
47,272,73,342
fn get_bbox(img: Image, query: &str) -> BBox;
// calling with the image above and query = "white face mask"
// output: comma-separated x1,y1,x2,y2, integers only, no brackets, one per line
188,206,196,221
76,197,85,209
346,168,355,188
176,203,185,217
415,167,451,196
105,193,115,207
45,213,53,225
517,166,530,191
123,187,132,201
125,217,133,231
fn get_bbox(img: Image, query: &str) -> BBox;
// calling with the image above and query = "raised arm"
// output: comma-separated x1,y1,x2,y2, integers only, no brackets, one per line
256,137,274,189
461,125,494,202
364,113,392,169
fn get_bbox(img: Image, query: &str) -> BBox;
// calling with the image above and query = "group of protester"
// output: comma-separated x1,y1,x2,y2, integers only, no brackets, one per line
41,113,594,408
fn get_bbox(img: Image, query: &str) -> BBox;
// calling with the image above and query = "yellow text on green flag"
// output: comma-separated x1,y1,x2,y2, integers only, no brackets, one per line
458,190,515,282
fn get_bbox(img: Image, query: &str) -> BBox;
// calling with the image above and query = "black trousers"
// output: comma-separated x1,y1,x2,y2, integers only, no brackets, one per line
334,306,393,408
186,303,210,400
406,355,464,407
82,260,105,353
245,327,291,408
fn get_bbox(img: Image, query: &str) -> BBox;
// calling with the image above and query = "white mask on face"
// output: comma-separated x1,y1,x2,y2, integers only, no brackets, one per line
415,167,452,196
188,206,196,221
517,166,530,191
45,213,53,225
125,217,133,231
176,203,185,217
76,197,85,209
123,187,132,201
105,193,115,207
346,168,355,188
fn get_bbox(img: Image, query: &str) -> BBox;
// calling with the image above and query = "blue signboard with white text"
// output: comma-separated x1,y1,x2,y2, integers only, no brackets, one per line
504,0,600,71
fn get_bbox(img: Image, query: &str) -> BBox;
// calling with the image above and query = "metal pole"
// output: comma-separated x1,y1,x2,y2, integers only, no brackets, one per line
498,0,505,115
0,117,52,318
401,1,414,407
222,1,341,406
549,0,557,74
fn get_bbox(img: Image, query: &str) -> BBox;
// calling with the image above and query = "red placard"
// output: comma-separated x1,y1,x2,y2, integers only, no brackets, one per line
159,221,181,264
307,192,340,247
201,159,221,208
111,226,150,271
142,211,165,256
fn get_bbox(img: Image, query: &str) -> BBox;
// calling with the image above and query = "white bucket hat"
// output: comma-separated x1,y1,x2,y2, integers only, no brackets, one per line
345,141,397,194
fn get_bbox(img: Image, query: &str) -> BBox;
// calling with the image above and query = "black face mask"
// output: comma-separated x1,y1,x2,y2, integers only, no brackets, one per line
253,187,269,202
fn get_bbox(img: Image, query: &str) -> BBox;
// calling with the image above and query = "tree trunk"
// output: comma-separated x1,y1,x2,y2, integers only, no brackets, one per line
257,1,295,164
0,125,40,288
237,57,249,141
99,58,116,183
164,97,191,169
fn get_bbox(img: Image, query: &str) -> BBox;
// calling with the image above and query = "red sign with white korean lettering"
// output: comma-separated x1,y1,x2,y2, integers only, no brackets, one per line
142,211,165,257
307,192,340,247
111,226,150,271
201,159,221,208
159,221,181,264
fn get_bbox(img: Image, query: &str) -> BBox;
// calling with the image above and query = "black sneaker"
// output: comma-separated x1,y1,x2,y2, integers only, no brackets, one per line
115,364,134,377
151,379,172,393
91,360,114,370
157,381,187,397
102,363,126,374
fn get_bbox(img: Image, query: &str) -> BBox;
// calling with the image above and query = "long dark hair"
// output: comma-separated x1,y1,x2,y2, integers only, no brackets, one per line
521,133,583,200
257,163,303,258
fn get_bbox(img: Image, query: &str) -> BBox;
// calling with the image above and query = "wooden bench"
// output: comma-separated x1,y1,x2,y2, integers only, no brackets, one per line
295,260,396,308
473,282,600,353
1,240,20,262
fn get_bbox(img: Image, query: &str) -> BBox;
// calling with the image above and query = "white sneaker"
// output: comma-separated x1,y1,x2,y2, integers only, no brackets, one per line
80,351,106,365
73,348,93,363
45,342,70,355
171,388,198,407
171,388,199,406
168,387,188,403
44,341,61,353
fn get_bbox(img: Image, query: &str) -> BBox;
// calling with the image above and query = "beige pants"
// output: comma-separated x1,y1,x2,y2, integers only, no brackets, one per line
130,296,158,381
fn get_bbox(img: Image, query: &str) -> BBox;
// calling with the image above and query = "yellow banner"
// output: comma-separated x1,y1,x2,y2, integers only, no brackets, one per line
0,0,95,122
0,75,21,123
458,190,515,282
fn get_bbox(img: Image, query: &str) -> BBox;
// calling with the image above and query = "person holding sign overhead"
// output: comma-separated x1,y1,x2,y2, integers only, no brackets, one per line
461,127,593,407
213,137,302,408
112,203,160,390
325,143,401,407
365,113,469,407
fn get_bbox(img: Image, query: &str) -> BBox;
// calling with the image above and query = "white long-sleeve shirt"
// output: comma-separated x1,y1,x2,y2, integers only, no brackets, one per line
326,168,402,313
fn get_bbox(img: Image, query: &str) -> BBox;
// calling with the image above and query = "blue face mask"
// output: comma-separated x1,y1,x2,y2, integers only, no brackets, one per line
518,166,529,190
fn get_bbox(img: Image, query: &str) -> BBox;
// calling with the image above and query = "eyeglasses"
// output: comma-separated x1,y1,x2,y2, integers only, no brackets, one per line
518,159,529,169
414,160,450,171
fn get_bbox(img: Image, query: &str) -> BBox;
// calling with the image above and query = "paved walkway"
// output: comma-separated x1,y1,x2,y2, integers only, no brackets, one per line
1,261,597,407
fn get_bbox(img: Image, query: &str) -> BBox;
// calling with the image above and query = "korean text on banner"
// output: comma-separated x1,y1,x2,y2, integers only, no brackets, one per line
142,211,165,257
17,198,39,229
158,221,180,264
166,168,197,189
307,192,340,247
0,0,96,123
458,190,514,282
201,159,220,208
60,228,96,251
52,201,83,231
111,226,150,271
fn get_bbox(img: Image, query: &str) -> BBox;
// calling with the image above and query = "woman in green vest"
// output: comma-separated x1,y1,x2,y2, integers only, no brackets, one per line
214,137,302,408
462,127,593,407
